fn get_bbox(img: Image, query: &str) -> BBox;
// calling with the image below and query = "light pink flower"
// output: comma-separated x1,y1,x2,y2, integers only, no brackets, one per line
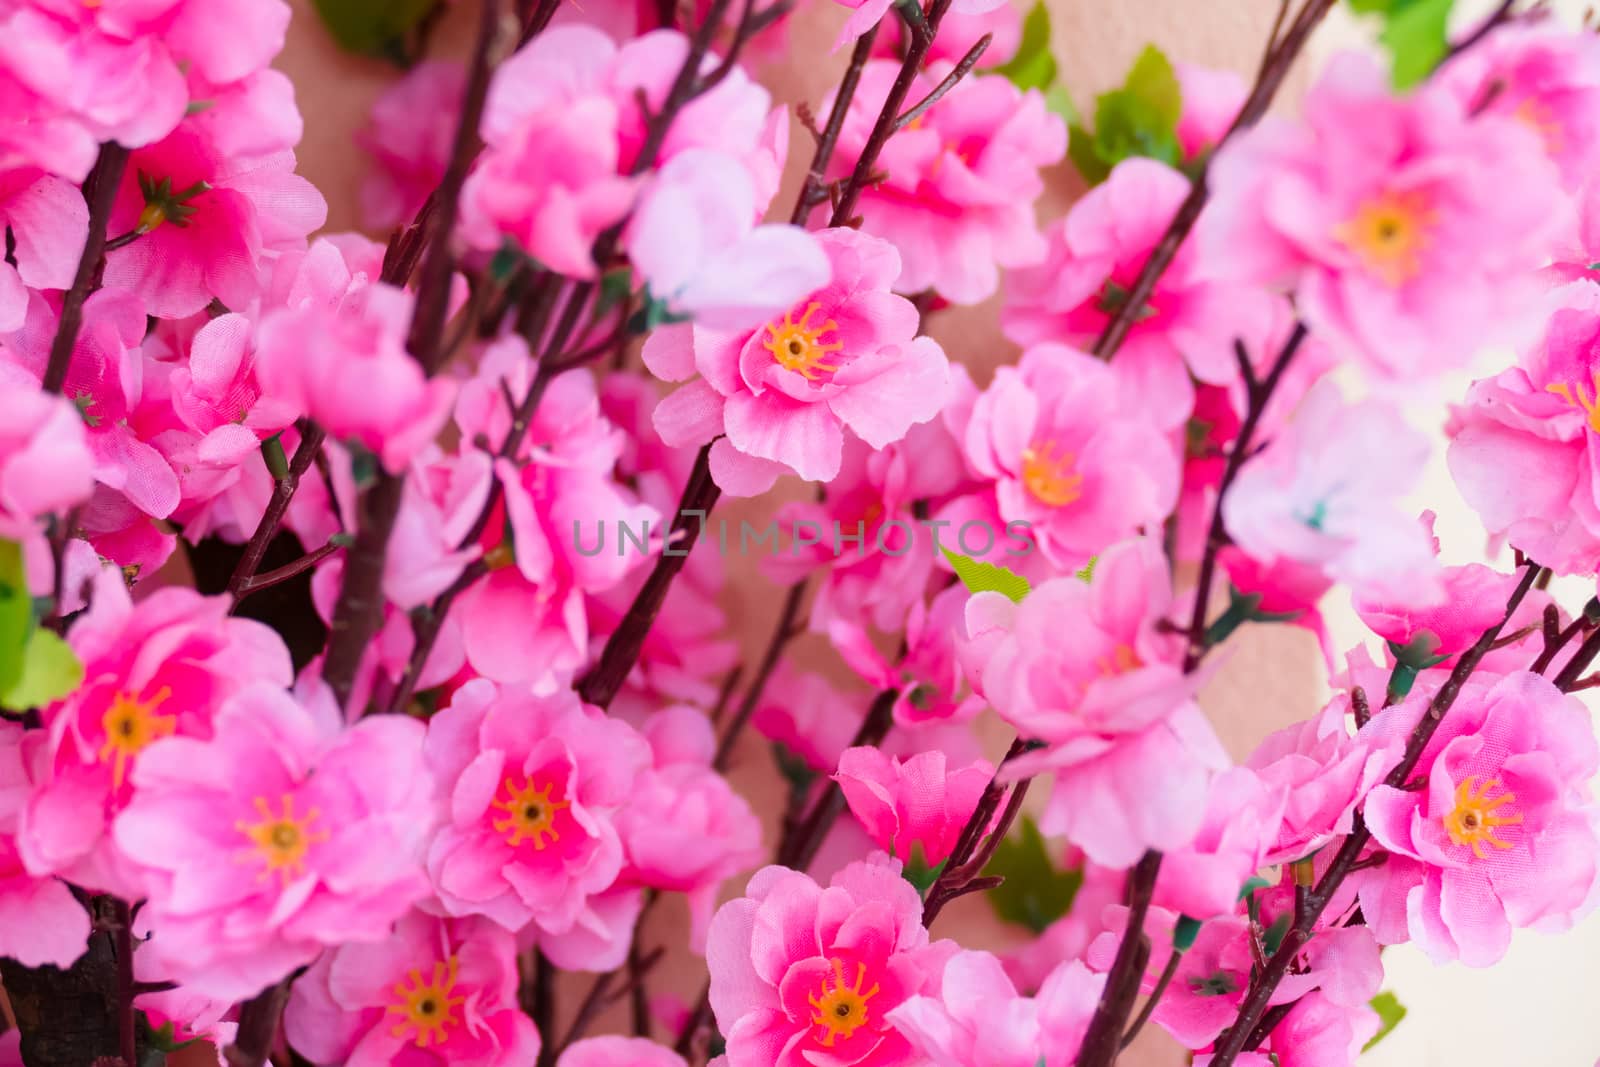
1175,62,1246,159
1224,379,1440,602
285,909,540,1067
558,1037,687,1067
1154,767,1285,919
835,746,992,867
706,857,954,1067
1204,51,1566,378
825,61,1066,303
615,706,763,951
1447,279,1600,575
18,569,291,896
954,343,1180,570
1355,558,1516,660
754,665,868,773
360,59,466,232
423,680,651,944
962,538,1228,867
627,148,828,330
1355,670,1600,966
0,721,89,969
0,167,86,331
1003,159,1275,421
114,683,434,1000
887,950,1102,1067
644,226,949,496
0,373,94,529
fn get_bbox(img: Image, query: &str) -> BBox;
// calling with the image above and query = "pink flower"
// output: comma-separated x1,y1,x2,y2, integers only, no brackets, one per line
954,344,1180,570
1175,63,1246,159
835,746,992,867
887,950,1102,1067
1244,991,1380,1067
423,680,651,942
18,569,291,896
644,226,949,496
284,910,541,1067
615,706,764,951
1204,52,1565,378
1354,558,1517,660
873,4,1023,69
256,277,456,475
962,538,1228,867
360,59,466,232
0,721,89,969
1154,767,1285,919
557,1037,687,1067
113,683,435,1000
0,167,86,331
706,857,953,1067
825,61,1066,303
103,91,325,318
1003,159,1275,420
0,373,94,529
1355,670,1600,966
627,148,829,330
1435,23,1600,191
1446,280,1600,575
831,0,1006,51
1223,379,1440,602
753,666,867,773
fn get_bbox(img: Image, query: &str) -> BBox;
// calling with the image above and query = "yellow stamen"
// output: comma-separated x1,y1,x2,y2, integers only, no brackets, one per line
386,957,468,1048
762,302,845,381
236,794,328,884
1020,440,1084,507
1515,97,1565,156
806,958,880,1047
99,687,175,788
1333,189,1436,287
1546,372,1600,433
1443,775,1523,860
491,774,570,849
1096,643,1142,677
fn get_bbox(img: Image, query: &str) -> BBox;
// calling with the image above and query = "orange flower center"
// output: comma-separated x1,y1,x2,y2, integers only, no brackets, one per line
386,957,468,1048
1546,373,1600,433
99,686,175,788
763,303,844,381
491,774,570,849
1021,439,1084,507
236,794,328,883
1334,189,1436,287
1443,775,1522,860
808,958,879,1047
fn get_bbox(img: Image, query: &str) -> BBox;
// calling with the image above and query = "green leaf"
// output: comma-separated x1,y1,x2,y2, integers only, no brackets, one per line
596,267,634,317
1384,0,1453,88
1260,911,1293,958
1172,914,1203,951
0,630,83,712
982,816,1084,933
1044,84,1079,126
1123,45,1182,129
1363,991,1408,1051
994,1,1057,92
1094,89,1183,169
1204,586,1304,648
310,0,438,57
903,846,946,896
0,541,31,697
1067,121,1111,186
942,548,1030,603
487,241,526,284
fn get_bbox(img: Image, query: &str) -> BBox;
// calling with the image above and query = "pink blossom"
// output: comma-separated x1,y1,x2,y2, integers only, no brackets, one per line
284,910,541,1067
423,679,651,947
1154,767,1285,919
954,343,1180,570
615,706,764,951
706,857,954,1067
113,683,434,1000
18,569,291,896
831,0,1006,51
753,665,867,773
825,60,1066,303
0,374,94,529
1217,546,1338,668
1446,280,1600,575
557,1037,688,1067
874,4,1023,69
644,226,950,496
1204,52,1566,378
962,538,1228,867
1223,379,1440,602
835,746,991,867
0,168,86,331
887,950,1103,1067
256,277,456,475
1355,670,1600,966
0,721,89,969
361,60,466,232
1354,558,1516,660
1175,63,1246,159
1003,159,1275,419
1246,992,1380,1067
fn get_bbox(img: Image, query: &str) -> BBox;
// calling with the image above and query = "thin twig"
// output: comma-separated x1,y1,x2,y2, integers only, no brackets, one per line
43,144,129,395
894,34,991,131
226,428,327,605
1120,947,1182,1049
713,581,807,769
777,686,898,870
236,539,344,599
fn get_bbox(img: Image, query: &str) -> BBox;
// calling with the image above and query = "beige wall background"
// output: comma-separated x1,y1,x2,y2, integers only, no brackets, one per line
274,0,1600,1064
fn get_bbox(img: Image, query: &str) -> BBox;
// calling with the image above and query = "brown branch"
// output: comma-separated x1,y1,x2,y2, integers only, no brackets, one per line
921,737,1032,926
777,686,898,870
794,27,878,224
236,538,344,598
226,427,327,605
112,900,135,1067
43,144,129,395
1120,946,1183,1049
224,979,291,1067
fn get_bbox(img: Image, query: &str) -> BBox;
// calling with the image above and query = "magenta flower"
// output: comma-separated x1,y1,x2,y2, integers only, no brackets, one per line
18,569,291,897
706,857,953,1067
0,167,85,331
0,721,88,970
113,683,435,1000
1355,670,1600,966
825,62,1065,303
423,680,651,944
835,746,993,867
887,950,1102,1067
284,909,541,1067
1154,767,1286,919
0,372,93,531
360,59,466,232
955,344,1180,570
644,226,949,496
1204,52,1566,378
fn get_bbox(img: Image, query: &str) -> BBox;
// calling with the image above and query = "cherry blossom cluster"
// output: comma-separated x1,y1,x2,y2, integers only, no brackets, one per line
0,1,1598,1066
